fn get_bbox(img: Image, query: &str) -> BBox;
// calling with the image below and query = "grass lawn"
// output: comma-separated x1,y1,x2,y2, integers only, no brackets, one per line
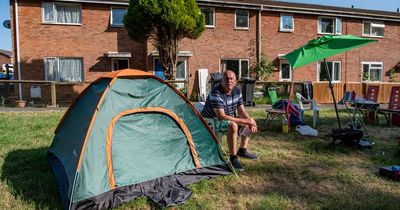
0,109,400,209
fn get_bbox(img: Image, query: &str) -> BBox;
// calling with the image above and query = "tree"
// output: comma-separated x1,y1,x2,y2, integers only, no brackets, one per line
124,0,205,79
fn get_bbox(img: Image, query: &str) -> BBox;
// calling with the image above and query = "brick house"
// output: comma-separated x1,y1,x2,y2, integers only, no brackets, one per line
0,49,13,72
9,0,400,98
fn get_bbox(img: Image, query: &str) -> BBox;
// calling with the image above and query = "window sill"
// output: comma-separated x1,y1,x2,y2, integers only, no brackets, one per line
205,25,215,29
279,79,292,82
317,32,342,35
279,30,294,33
317,81,341,83
234,27,250,31
110,24,125,28
42,22,82,26
362,35,384,39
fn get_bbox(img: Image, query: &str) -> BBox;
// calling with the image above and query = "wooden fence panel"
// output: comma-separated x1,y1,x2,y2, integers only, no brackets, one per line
312,83,345,104
313,82,400,104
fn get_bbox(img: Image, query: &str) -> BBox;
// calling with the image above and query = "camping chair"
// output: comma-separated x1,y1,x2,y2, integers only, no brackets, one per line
366,85,380,102
194,102,226,140
265,87,287,127
295,92,320,128
375,86,400,126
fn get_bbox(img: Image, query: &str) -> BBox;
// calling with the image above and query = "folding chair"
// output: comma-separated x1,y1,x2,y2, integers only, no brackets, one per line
265,87,287,127
375,86,400,126
362,85,380,123
296,92,320,128
193,102,226,139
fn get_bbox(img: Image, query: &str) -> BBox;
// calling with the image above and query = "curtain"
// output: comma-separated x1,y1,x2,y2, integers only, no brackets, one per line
59,58,83,82
56,5,81,24
45,58,58,81
43,3,54,22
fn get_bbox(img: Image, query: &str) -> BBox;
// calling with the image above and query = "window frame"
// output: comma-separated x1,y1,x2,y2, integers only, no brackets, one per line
220,58,250,79
44,57,84,82
152,57,187,81
111,58,130,71
317,16,342,35
279,13,294,32
235,10,249,30
42,2,82,25
317,61,341,82
362,20,385,38
361,62,383,82
201,7,215,28
110,7,127,27
279,60,292,81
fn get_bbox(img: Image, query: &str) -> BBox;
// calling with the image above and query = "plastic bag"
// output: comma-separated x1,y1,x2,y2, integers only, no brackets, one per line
295,125,318,137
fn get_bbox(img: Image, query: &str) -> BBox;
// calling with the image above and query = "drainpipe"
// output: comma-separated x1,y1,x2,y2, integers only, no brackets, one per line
256,5,263,65
14,0,22,100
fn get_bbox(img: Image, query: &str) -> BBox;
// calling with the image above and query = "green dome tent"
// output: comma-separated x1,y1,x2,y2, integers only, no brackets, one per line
48,69,232,209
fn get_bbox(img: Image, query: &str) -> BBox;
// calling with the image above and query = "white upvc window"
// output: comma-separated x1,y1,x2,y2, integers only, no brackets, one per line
235,10,249,29
318,16,341,34
44,57,84,82
318,61,341,82
279,60,292,81
42,2,81,25
280,14,294,32
111,7,127,27
362,62,383,82
201,7,215,28
363,21,385,38
220,59,249,79
153,58,187,80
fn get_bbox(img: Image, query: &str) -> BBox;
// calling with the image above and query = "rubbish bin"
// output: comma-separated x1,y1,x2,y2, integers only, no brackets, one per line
210,72,222,90
241,77,256,106
301,81,313,99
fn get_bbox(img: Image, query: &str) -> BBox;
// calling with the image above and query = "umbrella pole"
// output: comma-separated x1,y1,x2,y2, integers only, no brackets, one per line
324,58,342,129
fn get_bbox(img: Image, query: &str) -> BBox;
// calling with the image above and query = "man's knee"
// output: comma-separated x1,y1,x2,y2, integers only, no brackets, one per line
228,121,238,132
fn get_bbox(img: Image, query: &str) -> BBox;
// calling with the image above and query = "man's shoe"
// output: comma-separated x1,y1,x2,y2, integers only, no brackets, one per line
230,158,244,172
237,150,258,159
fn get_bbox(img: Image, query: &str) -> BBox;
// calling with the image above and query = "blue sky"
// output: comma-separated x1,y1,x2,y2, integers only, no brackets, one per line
0,0,399,51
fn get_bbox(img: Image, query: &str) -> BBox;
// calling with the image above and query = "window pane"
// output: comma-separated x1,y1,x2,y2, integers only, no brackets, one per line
201,8,214,26
336,18,342,33
372,26,384,37
112,8,127,25
371,64,382,68
56,4,81,23
362,64,369,81
320,18,334,33
226,60,240,78
59,58,83,82
240,60,249,78
370,69,381,81
319,62,332,81
281,15,293,30
334,62,340,81
176,61,185,79
281,63,290,79
236,10,248,28
43,3,54,22
363,22,371,34
45,58,57,81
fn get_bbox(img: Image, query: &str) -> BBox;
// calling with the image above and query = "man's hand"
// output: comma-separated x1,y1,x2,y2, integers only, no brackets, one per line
247,118,257,133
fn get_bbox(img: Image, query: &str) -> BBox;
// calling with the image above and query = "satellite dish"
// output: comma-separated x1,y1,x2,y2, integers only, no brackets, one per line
3,20,10,29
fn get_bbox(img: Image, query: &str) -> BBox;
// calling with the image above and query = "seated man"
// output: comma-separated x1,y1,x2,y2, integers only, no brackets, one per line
201,70,258,171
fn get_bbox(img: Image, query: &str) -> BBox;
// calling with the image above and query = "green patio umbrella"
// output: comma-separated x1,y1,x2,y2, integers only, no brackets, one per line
284,35,377,128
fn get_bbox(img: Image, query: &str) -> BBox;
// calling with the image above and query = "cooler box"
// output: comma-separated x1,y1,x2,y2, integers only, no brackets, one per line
379,166,400,181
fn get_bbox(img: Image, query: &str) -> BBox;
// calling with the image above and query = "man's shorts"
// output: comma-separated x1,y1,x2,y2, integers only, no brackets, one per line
213,119,230,132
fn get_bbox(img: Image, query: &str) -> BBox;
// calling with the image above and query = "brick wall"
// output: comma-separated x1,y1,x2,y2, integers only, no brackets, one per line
10,0,400,98
13,0,146,82
0,54,11,67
